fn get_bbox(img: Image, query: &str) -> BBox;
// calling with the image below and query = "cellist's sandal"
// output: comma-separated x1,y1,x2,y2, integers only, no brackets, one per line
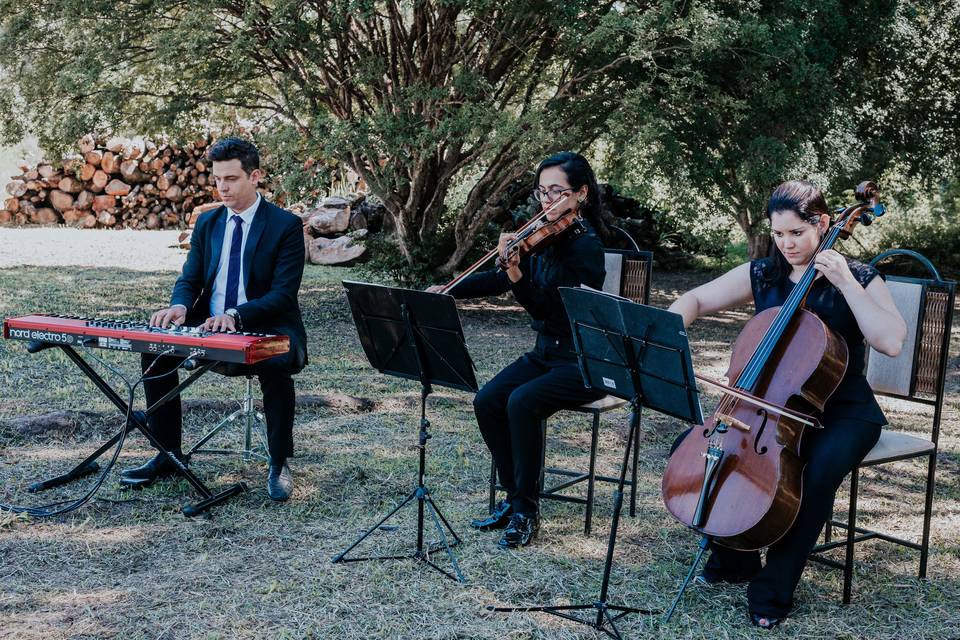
750,612,783,630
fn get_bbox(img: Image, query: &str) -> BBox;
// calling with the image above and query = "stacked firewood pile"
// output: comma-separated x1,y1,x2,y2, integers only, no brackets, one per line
1,135,218,229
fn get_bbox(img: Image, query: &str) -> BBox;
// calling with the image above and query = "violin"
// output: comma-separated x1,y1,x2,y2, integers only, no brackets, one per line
440,199,584,294
661,182,885,551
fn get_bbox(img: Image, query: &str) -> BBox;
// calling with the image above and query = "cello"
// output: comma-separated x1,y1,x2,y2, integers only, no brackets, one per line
661,182,886,551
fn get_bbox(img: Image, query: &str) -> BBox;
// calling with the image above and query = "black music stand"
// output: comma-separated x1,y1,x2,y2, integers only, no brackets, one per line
331,281,478,582
488,287,703,639
21,342,247,516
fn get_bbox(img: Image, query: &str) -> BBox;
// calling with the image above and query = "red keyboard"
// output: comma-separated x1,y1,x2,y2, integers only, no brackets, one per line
3,314,289,364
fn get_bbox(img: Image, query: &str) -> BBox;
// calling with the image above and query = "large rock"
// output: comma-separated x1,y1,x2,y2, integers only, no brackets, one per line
307,207,350,235
307,234,367,265
321,195,351,209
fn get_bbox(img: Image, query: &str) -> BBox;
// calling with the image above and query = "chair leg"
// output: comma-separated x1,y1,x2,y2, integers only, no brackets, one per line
585,411,599,535
488,457,497,513
825,504,833,544
539,419,547,493
629,405,641,517
919,452,938,579
843,470,859,605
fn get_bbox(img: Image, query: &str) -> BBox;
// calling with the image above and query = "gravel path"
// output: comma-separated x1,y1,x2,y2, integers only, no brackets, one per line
0,228,188,271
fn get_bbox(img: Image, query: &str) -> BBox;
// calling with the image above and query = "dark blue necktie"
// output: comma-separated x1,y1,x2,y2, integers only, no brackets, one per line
224,215,243,311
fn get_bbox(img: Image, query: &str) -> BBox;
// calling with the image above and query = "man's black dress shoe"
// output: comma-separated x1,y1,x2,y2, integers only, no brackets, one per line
267,461,293,501
119,451,183,487
498,512,539,548
470,500,513,531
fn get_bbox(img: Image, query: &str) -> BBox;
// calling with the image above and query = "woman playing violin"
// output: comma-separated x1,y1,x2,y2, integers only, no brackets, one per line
428,151,608,548
667,180,906,628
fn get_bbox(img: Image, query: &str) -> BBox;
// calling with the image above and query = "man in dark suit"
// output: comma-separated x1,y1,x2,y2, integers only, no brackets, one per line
121,137,308,501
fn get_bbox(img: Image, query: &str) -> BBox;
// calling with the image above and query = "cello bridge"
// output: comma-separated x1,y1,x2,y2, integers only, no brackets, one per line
717,413,751,432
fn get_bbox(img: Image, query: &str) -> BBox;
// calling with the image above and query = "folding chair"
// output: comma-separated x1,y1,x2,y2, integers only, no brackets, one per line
809,249,955,603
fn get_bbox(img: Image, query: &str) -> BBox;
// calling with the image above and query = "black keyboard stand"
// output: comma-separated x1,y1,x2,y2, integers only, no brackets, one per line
26,343,247,516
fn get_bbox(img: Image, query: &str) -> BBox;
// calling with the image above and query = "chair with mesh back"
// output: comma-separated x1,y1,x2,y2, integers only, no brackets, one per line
809,249,955,603
487,248,654,534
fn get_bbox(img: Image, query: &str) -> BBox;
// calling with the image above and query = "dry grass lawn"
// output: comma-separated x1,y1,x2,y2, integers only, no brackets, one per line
0,262,957,640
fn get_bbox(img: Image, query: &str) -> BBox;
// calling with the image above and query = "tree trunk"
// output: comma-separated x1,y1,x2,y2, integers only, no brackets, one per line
731,198,771,260
747,232,771,259
439,162,527,275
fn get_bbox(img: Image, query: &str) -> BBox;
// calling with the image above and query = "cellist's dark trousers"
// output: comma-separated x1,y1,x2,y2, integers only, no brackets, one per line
687,416,881,618
473,338,606,517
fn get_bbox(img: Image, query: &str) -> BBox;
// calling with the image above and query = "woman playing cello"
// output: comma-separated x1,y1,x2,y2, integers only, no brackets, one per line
428,151,608,548
667,180,906,628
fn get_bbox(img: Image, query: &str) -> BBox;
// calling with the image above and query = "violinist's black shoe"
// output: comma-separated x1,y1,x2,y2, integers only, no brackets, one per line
267,460,293,502
470,500,513,531
498,512,539,548
119,451,183,487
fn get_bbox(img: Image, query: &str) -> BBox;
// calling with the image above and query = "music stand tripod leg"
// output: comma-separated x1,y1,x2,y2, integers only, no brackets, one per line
331,388,465,582
488,402,656,633
422,490,464,581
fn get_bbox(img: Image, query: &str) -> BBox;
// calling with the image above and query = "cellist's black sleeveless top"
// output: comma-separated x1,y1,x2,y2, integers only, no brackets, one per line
750,257,887,426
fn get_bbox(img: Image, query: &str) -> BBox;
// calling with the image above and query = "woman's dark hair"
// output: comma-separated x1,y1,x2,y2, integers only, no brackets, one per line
764,180,830,283
207,137,260,174
534,151,611,243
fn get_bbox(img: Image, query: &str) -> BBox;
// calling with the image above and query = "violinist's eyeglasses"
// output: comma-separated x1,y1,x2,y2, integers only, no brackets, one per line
532,186,573,203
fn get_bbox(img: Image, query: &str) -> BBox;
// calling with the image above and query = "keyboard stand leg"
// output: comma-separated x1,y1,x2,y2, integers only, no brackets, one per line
25,346,248,516
28,432,121,492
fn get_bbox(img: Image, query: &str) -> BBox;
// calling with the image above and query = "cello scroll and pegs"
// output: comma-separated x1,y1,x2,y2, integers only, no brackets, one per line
837,181,887,238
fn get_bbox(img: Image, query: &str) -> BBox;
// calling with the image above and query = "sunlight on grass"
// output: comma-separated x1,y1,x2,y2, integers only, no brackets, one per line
0,263,957,639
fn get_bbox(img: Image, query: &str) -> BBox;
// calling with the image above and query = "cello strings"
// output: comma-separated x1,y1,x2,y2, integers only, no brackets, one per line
713,220,844,421
732,216,847,393
741,200,863,388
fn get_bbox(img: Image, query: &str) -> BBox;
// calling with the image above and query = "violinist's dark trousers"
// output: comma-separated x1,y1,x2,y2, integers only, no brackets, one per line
676,416,881,618
140,351,299,461
473,335,606,517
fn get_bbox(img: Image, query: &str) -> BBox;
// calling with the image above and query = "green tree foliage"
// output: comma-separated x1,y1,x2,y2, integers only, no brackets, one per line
609,0,960,259
2,1,956,269
0,0,645,273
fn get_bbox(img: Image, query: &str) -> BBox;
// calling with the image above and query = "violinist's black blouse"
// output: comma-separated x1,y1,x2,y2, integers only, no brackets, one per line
450,223,605,357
